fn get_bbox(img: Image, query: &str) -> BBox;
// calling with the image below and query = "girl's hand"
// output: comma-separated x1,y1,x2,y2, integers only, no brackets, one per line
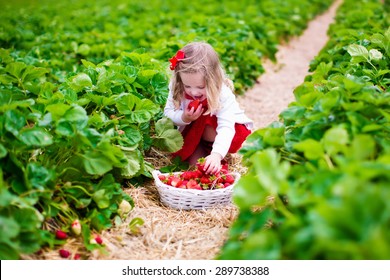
182,104,203,123
204,152,223,174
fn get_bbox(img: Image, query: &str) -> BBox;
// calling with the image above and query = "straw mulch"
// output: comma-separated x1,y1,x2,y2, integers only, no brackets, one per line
23,149,244,260
98,185,239,260
94,149,244,260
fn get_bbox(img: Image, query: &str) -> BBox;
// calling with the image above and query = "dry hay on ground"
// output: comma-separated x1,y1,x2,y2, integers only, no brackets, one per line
96,150,244,260
23,150,244,260
97,184,239,260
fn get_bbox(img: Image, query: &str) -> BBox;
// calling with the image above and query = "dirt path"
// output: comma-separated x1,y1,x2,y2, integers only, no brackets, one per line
32,0,342,260
238,0,342,129
95,0,343,261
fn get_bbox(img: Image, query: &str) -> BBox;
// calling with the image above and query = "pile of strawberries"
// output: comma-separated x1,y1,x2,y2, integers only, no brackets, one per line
157,158,236,190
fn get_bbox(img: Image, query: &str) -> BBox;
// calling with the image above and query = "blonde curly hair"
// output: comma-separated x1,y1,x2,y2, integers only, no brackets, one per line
170,42,233,115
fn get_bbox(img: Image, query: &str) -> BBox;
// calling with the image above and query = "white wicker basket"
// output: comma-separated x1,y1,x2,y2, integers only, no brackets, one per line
152,170,240,210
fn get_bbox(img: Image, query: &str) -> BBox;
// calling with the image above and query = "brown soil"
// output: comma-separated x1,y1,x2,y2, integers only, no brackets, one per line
24,0,342,260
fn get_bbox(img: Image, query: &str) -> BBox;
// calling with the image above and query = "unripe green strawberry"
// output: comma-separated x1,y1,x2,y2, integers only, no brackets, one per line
118,200,132,217
71,219,81,236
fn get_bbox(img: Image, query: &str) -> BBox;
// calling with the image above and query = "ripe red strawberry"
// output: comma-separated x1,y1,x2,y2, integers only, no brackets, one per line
55,230,67,240
194,169,203,178
221,163,229,174
196,157,206,173
200,176,211,184
217,174,226,183
95,235,103,244
177,180,188,189
59,249,70,258
158,174,167,182
187,179,202,190
188,99,200,110
91,235,103,245
225,174,235,184
166,175,174,185
170,176,183,188
181,171,195,180
74,253,81,260
215,183,225,189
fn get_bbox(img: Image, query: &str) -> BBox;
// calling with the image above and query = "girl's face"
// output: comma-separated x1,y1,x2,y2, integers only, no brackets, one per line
180,71,207,101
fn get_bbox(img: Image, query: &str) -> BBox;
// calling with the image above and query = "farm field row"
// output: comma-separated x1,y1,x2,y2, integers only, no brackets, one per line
0,0,334,259
219,0,390,259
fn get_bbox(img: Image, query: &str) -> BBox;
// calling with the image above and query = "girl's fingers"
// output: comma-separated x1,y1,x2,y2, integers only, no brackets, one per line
205,163,220,174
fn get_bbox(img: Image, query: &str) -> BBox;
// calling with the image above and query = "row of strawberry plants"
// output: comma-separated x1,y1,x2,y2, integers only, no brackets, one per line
0,49,183,259
0,0,334,259
219,0,390,259
0,0,333,93
0,0,331,259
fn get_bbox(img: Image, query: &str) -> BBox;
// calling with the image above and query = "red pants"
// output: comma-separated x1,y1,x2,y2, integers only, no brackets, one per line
172,114,251,161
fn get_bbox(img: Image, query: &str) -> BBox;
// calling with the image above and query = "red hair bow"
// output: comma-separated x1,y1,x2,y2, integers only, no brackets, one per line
169,50,185,70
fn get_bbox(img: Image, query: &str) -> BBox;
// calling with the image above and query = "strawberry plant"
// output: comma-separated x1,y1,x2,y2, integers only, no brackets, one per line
0,0,336,259
0,0,333,94
0,48,182,259
219,0,390,260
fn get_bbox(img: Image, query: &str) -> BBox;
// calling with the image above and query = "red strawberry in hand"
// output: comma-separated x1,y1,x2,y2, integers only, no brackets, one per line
188,99,200,110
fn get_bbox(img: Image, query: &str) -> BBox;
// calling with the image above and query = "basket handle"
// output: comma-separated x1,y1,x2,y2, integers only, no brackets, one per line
151,170,162,182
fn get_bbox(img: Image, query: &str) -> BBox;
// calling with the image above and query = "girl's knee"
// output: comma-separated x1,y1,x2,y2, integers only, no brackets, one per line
202,125,216,142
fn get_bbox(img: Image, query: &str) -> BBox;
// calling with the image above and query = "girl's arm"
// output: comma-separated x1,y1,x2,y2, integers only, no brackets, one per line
211,91,237,158
163,92,191,126
204,90,238,174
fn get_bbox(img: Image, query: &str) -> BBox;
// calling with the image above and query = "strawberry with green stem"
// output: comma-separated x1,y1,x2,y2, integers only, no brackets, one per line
196,157,206,173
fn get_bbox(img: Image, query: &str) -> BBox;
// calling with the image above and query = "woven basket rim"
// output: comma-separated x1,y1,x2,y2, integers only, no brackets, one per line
152,170,240,193
151,169,241,209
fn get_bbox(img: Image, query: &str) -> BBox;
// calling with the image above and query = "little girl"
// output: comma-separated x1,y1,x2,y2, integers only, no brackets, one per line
164,42,253,174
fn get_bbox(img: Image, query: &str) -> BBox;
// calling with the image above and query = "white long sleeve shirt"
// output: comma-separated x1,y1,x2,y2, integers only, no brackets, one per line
164,83,254,158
